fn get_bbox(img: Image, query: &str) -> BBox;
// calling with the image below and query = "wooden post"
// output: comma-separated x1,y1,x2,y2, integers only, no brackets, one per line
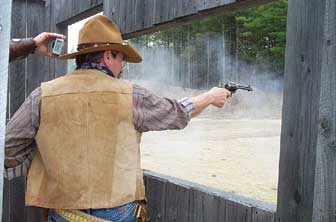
277,0,336,221
0,0,12,221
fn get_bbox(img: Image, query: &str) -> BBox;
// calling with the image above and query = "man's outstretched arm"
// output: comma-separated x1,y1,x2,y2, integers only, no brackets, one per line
132,85,231,132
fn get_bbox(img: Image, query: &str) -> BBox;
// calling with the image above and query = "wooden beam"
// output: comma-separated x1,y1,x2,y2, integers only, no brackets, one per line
0,0,12,221
277,0,336,221
55,0,103,27
103,0,275,40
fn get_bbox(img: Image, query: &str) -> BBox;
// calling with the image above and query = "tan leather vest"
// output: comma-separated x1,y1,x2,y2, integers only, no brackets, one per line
25,69,145,209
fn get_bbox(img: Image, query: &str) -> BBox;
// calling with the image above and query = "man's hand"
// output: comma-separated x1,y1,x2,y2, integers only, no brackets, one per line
191,87,232,117
207,87,232,108
33,32,66,58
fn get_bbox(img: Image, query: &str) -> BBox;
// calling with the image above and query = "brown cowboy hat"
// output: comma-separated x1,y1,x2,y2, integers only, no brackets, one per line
58,15,142,63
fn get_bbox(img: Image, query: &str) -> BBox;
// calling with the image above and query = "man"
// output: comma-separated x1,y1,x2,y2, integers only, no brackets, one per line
5,15,231,222
9,32,66,62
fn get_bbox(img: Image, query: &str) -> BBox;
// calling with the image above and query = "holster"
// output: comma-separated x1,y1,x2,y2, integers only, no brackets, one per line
134,204,148,222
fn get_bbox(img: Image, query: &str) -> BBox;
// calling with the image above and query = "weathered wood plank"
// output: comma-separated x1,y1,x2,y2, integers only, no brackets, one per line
102,0,275,39
56,0,103,26
199,0,236,11
143,0,155,29
3,177,26,222
125,0,134,34
144,170,275,222
8,0,27,117
153,0,161,25
2,179,11,222
188,189,222,222
117,0,127,33
225,200,252,222
175,0,198,19
4,1,26,222
134,0,145,31
251,207,275,222
164,183,189,222
217,196,227,221
56,0,72,24
103,0,120,25
277,0,336,221
26,1,50,94
24,2,51,221
153,0,174,25
312,0,336,221
144,175,167,222
188,188,203,222
49,0,68,78
1,0,13,220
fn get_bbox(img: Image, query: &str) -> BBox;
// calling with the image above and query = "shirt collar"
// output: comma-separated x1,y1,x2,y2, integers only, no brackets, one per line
76,62,114,77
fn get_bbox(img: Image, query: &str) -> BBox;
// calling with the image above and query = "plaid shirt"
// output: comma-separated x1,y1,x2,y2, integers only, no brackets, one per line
5,72,193,180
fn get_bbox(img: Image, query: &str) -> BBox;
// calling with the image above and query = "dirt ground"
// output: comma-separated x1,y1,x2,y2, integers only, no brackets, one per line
140,118,281,204
132,80,282,204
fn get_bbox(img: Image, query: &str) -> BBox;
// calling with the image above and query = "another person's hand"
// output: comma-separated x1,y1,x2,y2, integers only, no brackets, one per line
207,87,232,108
33,32,66,57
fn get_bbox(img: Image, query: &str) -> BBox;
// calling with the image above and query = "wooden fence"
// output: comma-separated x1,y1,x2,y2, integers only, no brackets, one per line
143,171,276,222
4,1,278,221
4,0,336,221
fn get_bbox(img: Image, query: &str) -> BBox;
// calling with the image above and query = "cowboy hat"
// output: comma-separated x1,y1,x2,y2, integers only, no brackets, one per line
58,15,142,63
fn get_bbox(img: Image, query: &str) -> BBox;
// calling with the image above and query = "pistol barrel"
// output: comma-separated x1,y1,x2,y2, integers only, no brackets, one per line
218,82,253,92
237,84,253,91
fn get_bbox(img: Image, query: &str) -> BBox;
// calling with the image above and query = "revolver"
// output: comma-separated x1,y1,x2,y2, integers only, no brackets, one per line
218,82,253,93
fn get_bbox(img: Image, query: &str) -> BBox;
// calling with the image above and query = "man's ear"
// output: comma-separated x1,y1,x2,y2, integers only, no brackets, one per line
101,50,111,65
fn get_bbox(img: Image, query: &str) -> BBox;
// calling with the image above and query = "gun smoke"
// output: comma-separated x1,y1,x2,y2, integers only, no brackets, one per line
124,32,283,120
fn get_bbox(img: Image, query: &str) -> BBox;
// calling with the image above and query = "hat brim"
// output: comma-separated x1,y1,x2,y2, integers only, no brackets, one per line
58,43,142,63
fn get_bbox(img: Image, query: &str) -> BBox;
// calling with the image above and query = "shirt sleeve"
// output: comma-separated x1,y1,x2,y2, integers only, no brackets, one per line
4,87,41,180
132,84,193,133
9,38,36,62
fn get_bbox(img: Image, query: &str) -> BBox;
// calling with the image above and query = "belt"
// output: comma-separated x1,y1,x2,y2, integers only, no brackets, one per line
55,204,147,222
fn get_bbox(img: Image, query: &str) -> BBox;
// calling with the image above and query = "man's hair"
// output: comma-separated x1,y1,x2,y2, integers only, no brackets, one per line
75,50,120,66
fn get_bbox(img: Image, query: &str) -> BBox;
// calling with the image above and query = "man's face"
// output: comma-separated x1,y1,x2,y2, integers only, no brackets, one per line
104,51,125,78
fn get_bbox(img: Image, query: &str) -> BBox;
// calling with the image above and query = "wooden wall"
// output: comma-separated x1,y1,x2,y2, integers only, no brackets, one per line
103,0,275,39
4,1,279,221
54,0,103,27
0,0,13,221
6,0,336,221
144,171,276,222
277,0,336,221
4,0,67,221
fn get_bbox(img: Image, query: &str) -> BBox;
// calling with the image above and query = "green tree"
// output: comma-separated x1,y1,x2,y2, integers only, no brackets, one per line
129,0,288,77
235,0,288,73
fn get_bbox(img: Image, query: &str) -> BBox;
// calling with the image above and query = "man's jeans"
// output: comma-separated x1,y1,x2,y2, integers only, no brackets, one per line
48,201,138,222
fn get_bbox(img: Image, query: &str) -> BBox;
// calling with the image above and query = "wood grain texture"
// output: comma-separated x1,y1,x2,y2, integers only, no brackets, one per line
1,0,13,221
277,0,336,221
312,0,336,221
144,175,167,222
26,0,50,95
102,0,275,39
144,170,275,222
56,0,103,26
8,0,26,117
9,0,336,221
